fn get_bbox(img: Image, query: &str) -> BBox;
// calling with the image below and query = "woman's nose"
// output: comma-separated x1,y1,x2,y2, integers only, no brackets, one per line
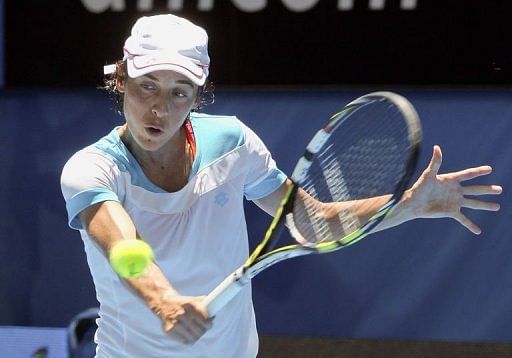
151,98,169,118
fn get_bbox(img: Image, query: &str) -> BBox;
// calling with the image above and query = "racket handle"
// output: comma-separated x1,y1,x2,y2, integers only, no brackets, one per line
203,265,248,317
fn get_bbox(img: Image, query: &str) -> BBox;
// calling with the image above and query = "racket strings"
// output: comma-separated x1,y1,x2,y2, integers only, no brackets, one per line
291,100,411,246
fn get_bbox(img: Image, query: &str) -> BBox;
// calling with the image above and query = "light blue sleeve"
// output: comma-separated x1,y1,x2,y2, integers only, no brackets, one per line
244,168,287,201
190,113,288,200
239,122,288,200
66,188,120,230
61,148,121,230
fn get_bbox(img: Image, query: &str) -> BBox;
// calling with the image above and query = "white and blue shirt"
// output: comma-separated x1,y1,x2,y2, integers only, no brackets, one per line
61,112,287,358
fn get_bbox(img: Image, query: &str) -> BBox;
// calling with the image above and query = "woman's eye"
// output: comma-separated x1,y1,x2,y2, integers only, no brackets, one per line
141,84,155,91
174,91,188,98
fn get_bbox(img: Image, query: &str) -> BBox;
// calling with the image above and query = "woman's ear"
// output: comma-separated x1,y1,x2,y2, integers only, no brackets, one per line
116,77,125,93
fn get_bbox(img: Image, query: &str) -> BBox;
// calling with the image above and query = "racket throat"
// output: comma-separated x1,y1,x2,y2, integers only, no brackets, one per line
265,184,299,253
204,265,250,317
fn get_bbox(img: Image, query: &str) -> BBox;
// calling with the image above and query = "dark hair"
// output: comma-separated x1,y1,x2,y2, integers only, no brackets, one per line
102,60,215,115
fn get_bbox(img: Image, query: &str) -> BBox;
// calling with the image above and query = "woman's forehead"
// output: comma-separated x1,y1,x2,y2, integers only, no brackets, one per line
136,70,196,88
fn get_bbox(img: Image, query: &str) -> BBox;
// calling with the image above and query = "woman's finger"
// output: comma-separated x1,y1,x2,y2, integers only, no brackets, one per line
447,166,493,182
453,212,481,235
425,145,443,178
461,185,503,196
461,198,501,211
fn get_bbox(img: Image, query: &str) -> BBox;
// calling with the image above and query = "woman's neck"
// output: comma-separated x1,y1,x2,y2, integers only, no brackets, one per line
119,124,194,192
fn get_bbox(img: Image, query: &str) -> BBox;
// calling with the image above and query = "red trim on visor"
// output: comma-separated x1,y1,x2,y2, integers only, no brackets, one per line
124,47,209,80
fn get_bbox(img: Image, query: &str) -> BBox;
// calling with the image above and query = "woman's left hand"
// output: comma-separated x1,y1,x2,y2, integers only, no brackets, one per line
403,145,502,234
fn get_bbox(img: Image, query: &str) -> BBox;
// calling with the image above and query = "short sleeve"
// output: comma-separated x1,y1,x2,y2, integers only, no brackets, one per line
60,150,121,230
241,123,287,200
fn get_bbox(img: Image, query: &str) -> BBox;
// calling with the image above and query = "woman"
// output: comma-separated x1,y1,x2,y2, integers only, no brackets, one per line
61,14,501,357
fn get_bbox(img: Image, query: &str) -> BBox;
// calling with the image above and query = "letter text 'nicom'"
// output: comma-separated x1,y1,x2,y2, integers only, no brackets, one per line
80,0,418,13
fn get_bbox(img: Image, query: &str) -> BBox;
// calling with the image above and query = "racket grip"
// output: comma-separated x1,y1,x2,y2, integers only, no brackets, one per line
203,266,248,317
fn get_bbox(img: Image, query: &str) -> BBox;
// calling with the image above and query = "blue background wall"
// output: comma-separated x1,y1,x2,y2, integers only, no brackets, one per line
0,0,4,88
0,89,510,342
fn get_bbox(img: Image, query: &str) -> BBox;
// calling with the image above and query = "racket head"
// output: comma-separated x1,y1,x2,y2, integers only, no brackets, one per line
286,91,422,251
204,92,422,317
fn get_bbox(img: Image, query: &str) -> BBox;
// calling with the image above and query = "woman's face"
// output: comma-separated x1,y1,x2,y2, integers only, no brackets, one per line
118,70,199,152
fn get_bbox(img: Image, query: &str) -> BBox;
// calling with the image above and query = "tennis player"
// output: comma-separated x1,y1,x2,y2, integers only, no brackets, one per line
60,14,502,357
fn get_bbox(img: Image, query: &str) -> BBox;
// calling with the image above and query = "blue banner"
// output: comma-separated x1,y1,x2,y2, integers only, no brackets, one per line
0,89,510,343
0,0,4,88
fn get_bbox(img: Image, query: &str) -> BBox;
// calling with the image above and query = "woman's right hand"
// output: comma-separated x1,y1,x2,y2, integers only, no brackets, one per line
158,293,213,345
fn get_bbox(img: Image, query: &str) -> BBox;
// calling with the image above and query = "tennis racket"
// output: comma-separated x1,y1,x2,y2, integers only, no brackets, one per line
203,91,422,317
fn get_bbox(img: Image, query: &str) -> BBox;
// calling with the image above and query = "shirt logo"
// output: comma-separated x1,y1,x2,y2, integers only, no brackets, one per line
215,192,229,207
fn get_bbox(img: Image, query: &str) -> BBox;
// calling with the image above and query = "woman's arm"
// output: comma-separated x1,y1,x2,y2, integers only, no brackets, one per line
255,146,501,235
79,201,212,345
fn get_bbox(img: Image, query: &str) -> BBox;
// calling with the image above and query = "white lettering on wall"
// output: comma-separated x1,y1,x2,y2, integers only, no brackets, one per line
231,0,267,12
137,0,153,11
369,0,385,10
81,0,125,13
338,0,354,10
281,0,319,12
197,0,214,11
167,0,183,11
340,0,416,10
400,0,417,10
80,0,418,13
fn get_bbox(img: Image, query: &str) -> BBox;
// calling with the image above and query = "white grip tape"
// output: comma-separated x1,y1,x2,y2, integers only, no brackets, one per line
291,157,312,182
204,266,248,317
291,129,330,182
306,129,330,154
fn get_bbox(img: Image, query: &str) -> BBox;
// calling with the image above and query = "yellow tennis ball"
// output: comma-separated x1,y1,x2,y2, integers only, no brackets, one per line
109,240,153,278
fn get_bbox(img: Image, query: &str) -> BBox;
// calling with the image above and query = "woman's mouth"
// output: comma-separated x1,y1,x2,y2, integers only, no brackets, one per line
145,127,163,136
